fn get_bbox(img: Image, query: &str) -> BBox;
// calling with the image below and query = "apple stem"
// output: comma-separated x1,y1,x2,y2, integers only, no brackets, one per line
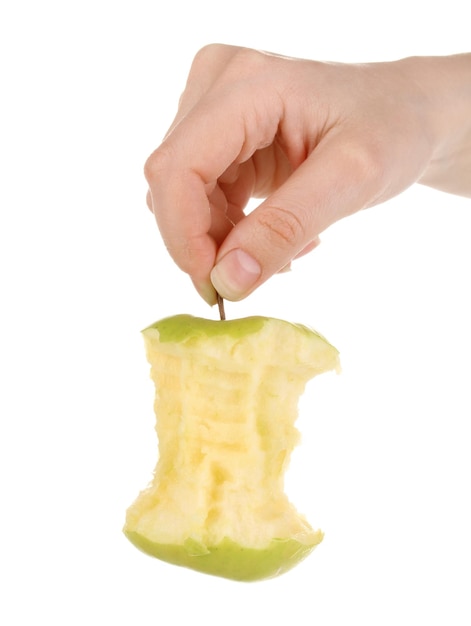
217,294,226,321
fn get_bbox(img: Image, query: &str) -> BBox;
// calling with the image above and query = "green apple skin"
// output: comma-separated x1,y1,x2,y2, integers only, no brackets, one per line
144,314,336,348
124,531,322,582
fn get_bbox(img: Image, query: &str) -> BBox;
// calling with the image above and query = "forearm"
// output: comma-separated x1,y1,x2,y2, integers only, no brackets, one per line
404,53,471,197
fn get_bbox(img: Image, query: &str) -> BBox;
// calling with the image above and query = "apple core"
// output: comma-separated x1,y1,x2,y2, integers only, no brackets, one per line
124,315,340,581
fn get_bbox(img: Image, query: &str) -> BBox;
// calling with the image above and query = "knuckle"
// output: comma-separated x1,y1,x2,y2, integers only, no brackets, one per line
143,147,172,185
342,137,385,184
190,44,241,80
356,143,383,180
230,47,267,75
257,205,305,248
193,43,228,64
145,189,153,213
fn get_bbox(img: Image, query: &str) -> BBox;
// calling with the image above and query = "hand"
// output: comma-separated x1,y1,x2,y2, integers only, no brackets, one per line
145,45,471,304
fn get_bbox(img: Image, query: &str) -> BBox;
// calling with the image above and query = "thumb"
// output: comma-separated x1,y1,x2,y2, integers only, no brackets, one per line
210,135,383,300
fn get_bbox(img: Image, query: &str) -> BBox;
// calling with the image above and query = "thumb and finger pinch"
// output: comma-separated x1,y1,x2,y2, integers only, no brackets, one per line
210,135,389,301
146,127,390,304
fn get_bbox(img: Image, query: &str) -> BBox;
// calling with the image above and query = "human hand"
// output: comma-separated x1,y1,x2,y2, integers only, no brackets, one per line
145,45,471,304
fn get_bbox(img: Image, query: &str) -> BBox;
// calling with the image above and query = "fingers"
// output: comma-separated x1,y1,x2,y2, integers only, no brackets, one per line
145,159,219,304
210,131,387,300
145,54,284,304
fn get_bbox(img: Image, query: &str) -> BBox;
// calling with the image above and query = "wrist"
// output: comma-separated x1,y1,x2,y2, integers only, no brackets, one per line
401,54,471,196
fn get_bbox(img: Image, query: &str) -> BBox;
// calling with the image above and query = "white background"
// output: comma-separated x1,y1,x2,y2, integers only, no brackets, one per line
1,1,470,624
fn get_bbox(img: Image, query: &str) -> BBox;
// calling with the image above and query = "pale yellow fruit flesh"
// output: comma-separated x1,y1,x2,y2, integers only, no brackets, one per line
124,315,340,581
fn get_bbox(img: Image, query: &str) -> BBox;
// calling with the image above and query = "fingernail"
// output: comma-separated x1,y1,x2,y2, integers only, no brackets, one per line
191,278,218,306
210,249,261,301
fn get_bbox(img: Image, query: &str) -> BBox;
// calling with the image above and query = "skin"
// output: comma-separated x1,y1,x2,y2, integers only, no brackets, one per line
144,45,471,304
144,313,336,345
144,313,267,341
124,532,321,582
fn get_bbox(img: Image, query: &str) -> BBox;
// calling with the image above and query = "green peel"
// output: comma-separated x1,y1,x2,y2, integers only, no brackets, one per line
124,532,322,582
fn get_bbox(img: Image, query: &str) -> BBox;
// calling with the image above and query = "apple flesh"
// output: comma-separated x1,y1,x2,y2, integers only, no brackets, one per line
124,314,340,581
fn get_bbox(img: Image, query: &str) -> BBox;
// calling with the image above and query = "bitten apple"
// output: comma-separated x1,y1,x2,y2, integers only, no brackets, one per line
124,314,340,581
